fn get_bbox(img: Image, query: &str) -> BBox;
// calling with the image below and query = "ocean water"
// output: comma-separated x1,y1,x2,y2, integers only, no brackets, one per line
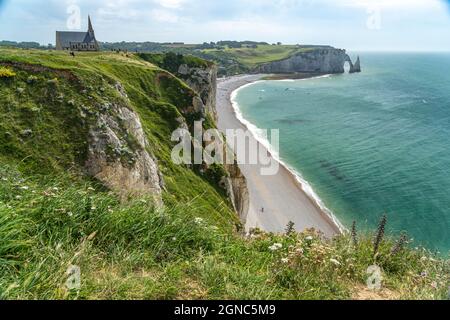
234,53,450,254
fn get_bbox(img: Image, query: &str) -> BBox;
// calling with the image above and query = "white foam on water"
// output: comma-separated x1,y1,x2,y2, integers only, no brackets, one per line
230,75,346,233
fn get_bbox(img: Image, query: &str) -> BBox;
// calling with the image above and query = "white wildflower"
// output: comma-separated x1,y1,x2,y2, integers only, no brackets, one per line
330,258,341,266
194,217,204,225
281,258,289,264
172,237,177,242
269,243,283,251
15,195,22,200
20,186,29,190
305,236,314,241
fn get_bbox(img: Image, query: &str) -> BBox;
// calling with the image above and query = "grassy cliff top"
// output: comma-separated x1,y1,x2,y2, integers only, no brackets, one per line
194,44,334,75
0,49,156,72
201,45,317,68
0,48,239,232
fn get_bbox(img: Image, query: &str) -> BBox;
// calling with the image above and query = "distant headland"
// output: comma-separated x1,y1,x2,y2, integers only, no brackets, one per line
0,36,360,77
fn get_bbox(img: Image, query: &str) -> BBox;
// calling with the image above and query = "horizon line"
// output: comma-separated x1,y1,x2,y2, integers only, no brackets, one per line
2,39,450,53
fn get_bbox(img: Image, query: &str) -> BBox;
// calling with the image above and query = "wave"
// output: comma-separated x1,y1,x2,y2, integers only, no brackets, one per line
276,74,333,82
230,76,346,233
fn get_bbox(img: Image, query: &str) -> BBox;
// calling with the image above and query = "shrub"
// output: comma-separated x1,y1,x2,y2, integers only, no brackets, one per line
0,67,16,78
206,164,228,185
27,75,38,84
47,78,59,85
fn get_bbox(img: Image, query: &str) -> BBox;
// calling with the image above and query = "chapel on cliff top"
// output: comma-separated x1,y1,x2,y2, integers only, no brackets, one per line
56,16,99,51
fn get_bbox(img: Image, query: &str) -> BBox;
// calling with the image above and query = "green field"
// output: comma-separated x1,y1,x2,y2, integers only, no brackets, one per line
203,45,312,67
197,44,325,75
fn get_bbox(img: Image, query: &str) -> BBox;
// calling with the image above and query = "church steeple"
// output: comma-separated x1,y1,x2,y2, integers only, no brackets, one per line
88,15,94,34
82,15,99,51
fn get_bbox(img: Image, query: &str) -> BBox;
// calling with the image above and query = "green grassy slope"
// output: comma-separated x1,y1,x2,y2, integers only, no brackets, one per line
0,49,448,300
204,45,310,67
0,49,239,232
0,165,447,300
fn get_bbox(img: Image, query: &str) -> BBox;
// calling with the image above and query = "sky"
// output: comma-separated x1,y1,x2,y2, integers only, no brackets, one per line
1,0,450,51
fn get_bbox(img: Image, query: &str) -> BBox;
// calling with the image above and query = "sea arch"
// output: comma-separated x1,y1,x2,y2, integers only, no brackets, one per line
344,55,361,74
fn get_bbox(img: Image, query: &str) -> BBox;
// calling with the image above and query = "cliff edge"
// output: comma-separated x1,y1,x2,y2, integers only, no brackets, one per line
0,49,241,231
255,48,361,74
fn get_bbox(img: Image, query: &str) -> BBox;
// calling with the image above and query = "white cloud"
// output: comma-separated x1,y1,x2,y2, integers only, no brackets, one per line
2,0,450,50
154,0,186,10
204,18,294,41
96,0,145,19
150,8,179,23
338,0,443,9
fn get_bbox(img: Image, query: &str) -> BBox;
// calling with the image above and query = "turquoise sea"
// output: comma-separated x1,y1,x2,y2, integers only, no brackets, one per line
234,53,450,254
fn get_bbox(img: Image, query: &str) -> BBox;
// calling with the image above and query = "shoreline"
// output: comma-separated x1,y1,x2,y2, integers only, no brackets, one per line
216,74,343,237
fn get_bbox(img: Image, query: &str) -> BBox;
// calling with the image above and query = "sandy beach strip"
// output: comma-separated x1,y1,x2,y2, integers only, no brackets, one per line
216,74,341,237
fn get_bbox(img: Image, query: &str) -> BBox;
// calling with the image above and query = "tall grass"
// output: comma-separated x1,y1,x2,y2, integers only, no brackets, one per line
0,165,448,300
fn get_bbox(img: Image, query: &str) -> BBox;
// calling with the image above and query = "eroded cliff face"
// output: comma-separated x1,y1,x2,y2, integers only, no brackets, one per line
256,48,361,74
178,63,218,122
223,163,250,223
85,82,163,206
86,59,247,221
177,63,249,222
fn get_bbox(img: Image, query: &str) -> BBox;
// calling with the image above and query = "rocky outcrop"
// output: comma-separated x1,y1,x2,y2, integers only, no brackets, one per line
85,83,163,206
178,64,218,121
176,62,249,220
350,56,361,73
255,48,361,74
224,163,250,223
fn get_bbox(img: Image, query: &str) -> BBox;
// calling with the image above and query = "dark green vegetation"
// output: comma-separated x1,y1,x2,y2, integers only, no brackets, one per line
137,52,212,76
0,41,52,50
0,49,448,300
